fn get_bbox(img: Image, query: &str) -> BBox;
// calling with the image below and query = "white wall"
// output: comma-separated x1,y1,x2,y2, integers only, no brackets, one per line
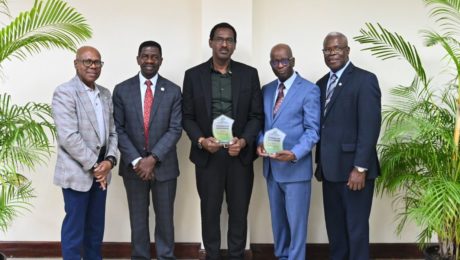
0,0,442,245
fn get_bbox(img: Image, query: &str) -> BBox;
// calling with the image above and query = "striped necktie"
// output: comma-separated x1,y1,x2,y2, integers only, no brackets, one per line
324,73,338,114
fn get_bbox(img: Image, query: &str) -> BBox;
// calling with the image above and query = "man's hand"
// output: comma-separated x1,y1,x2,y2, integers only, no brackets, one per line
93,161,111,190
256,144,267,157
228,137,246,157
133,155,156,181
202,137,222,153
269,150,296,161
347,168,366,191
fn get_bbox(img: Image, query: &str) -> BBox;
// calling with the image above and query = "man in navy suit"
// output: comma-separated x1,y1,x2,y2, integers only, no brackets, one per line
257,44,320,260
113,41,182,260
315,32,381,260
182,22,263,260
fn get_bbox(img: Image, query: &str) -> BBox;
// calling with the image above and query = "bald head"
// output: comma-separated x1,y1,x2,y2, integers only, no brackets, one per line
74,46,102,88
323,32,348,46
76,46,101,60
270,43,293,58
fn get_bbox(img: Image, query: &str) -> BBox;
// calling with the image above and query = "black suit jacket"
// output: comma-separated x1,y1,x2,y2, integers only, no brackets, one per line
113,74,182,181
182,59,263,167
315,63,381,182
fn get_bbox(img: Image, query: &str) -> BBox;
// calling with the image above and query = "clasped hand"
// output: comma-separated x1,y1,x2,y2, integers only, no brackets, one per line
133,155,157,181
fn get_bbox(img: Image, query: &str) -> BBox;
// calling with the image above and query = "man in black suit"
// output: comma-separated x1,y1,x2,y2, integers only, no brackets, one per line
182,22,263,260
315,32,381,260
113,41,182,260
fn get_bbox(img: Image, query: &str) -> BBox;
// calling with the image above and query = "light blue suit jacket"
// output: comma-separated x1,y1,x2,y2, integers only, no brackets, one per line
260,73,320,183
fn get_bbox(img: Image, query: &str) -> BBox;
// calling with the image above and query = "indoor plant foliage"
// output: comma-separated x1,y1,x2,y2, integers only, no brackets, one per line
0,0,91,232
354,0,460,259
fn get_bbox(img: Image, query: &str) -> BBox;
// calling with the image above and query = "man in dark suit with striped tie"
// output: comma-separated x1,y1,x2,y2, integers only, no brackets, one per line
315,32,382,260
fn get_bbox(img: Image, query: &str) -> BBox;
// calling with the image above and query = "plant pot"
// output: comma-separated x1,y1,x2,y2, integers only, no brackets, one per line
0,252,6,260
423,245,453,260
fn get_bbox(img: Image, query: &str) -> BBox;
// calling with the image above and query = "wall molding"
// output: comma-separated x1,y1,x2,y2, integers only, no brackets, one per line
0,242,424,259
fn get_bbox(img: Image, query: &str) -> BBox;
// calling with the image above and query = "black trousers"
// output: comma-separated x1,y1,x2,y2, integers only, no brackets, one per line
195,149,254,260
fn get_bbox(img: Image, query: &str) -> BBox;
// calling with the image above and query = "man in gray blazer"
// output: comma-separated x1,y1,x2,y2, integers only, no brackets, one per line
113,41,182,260
52,46,118,260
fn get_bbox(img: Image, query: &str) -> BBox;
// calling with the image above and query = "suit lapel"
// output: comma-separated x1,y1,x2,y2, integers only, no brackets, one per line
324,63,354,117
131,76,144,126
272,76,301,124
230,61,240,118
149,75,166,126
75,77,100,140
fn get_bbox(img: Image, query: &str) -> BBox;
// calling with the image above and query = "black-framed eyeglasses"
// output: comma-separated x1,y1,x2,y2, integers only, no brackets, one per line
322,46,348,55
270,57,293,67
212,37,236,45
77,59,104,68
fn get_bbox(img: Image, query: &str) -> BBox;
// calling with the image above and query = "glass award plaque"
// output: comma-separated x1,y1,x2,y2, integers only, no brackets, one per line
212,115,234,144
263,128,286,155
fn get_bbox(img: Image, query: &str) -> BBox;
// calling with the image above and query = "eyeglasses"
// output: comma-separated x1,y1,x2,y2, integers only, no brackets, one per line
77,59,104,68
270,57,293,67
213,37,235,45
322,46,348,55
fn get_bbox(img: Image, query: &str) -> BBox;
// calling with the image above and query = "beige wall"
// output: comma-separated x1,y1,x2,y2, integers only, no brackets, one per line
0,0,440,245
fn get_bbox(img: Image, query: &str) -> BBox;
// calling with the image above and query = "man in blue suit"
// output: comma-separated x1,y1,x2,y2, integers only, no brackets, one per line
315,32,381,260
257,44,320,260
113,41,182,260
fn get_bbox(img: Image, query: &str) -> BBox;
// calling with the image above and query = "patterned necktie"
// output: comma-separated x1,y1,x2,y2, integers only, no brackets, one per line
324,73,338,114
273,83,285,117
144,80,153,148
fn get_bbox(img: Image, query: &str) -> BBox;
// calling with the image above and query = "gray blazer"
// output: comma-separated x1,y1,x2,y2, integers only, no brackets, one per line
52,76,118,192
113,74,182,181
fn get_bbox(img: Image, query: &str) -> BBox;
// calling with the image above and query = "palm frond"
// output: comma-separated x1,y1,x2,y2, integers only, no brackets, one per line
0,93,56,170
0,165,33,232
0,0,92,67
354,23,427,86
425,0,460,36
0,0,9,18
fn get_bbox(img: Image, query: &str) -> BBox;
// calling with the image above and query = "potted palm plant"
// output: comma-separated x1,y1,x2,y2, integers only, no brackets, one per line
354,0,460,259
0,0,91,258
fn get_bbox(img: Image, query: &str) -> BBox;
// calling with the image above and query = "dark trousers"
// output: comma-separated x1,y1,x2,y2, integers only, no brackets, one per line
196,149,254,260
322,179,375,260
123,177,177,260
61,179,107,260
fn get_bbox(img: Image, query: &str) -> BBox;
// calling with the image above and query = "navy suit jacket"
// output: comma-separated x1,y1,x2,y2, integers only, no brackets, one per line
315,63,381,182
259,73,320,183
182,59,264,167
113,74,182,181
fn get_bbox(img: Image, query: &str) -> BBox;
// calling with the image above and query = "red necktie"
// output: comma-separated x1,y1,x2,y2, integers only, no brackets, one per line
273,83,285,116
144,80,153,148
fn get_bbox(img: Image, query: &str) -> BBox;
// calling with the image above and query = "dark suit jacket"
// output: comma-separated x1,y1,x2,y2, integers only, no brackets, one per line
316,63,381,182
113,74,182,181
182,59,263,167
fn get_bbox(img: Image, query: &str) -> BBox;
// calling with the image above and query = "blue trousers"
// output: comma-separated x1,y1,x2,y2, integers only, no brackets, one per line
267,173,311,260
61,179,107,260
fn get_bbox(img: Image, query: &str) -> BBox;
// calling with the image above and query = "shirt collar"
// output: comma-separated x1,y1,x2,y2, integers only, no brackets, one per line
139,72,159,87
277,71,298,90
330,60,351,79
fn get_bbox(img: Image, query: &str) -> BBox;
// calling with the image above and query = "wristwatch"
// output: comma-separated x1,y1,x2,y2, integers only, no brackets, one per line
105,156,117,169
197,137,205,150
355,166,367,173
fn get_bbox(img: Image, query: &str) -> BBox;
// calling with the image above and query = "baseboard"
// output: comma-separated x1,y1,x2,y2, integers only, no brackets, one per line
0,242,200,259
0,241,424,259
251,243,424,259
